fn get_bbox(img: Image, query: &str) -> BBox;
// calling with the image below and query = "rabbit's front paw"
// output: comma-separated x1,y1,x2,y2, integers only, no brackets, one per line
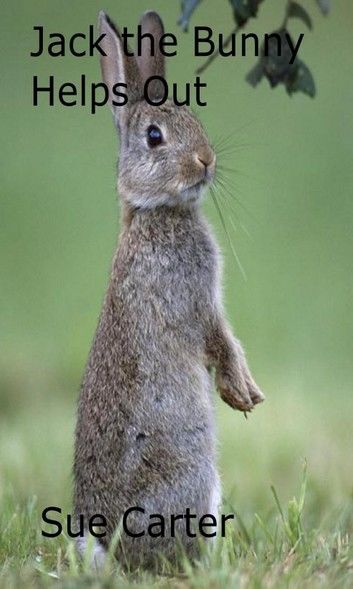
246,378,265,406
216,371,265,412
216,371,253,412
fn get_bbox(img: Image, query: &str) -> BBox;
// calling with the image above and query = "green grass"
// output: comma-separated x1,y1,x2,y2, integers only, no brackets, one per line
1,392,353,588
1,467,353,588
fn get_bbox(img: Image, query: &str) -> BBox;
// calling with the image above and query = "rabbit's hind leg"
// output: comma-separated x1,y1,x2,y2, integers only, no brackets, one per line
209,475,222,518
76,535,107,572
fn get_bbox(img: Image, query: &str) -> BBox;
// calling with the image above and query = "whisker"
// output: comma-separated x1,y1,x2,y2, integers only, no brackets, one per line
217,164,251,179
209,185,247,281
215,144,254,157
216,172,258,224
213,178,241,220
211,119,259,149
214,180,252,240
214,136,252,153
216,173,247,206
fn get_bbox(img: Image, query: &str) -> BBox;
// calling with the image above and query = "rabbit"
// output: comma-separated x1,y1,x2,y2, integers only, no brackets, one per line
73,9,264,571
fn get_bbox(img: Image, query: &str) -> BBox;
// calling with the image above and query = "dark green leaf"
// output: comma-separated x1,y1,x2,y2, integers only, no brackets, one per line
178,0,203,32
262,29,297,87
288,2,313,29
246,61,264,87
315,0,330,15
286,59,316,97
249,29,315,98
229,0,264,27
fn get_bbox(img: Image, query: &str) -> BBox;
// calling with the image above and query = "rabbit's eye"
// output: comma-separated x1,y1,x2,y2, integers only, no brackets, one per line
147,125,163,148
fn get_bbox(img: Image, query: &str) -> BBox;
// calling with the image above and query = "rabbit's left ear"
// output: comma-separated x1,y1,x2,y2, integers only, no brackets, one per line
137,12,166,101
99,11,142,127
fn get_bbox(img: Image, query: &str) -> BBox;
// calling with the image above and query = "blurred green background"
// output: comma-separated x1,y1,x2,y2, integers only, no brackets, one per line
1,0,352,529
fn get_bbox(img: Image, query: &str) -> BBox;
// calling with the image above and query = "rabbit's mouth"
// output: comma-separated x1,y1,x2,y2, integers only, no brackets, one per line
180,170,214,201
180,178,208,202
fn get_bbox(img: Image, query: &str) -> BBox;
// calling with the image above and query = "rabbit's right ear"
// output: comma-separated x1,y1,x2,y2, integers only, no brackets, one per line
137,12,166,101
99,11,142,127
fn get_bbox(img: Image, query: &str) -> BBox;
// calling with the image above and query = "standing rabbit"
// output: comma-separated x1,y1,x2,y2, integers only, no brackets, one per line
74,9,264,570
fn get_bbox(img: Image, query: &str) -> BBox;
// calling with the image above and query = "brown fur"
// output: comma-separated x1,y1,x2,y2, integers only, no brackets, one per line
74,10,264,570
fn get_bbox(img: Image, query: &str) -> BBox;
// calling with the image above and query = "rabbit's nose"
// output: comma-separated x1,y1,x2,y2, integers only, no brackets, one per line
195,150,216,171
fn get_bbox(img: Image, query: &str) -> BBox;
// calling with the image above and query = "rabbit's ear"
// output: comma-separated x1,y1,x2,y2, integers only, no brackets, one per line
99,11,142,125
137,11,166,101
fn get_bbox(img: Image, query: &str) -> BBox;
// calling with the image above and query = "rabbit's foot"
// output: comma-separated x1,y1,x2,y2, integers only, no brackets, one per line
76,536,107,572
246,378,265,406
216,371,264,412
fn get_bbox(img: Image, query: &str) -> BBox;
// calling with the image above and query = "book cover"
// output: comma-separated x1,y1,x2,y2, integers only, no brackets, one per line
1,0,352,586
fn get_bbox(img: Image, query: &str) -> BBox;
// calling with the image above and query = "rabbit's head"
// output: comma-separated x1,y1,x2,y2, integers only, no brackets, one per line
99,11,216,210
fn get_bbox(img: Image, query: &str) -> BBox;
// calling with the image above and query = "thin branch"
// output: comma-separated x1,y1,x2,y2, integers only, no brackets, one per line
196,25,240,75
195,1,296,76
282,0,293,29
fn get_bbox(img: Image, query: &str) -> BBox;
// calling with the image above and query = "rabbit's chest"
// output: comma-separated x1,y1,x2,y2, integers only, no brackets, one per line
117,214,220,328
146,237,218,319
157,246,213,292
